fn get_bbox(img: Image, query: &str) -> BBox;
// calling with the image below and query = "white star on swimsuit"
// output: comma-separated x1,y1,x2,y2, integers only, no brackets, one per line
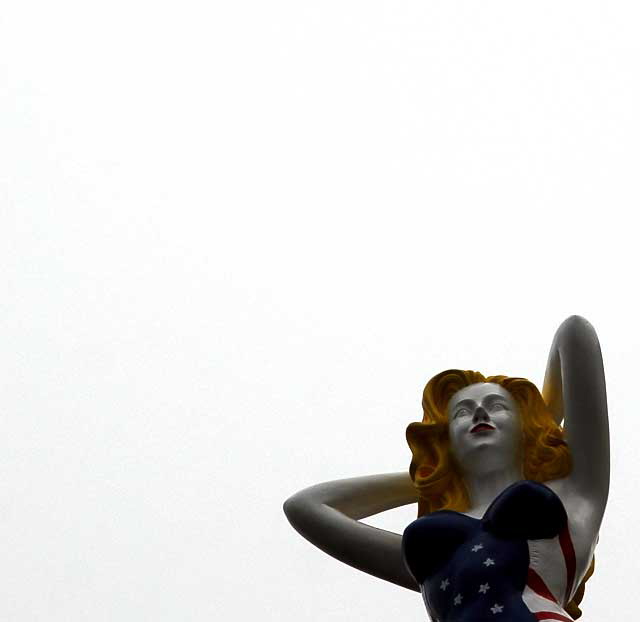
471,543,484,552
440,578,449,590
490,604,504,614
483,557,495,567
453,594,463,606
478,583,490,594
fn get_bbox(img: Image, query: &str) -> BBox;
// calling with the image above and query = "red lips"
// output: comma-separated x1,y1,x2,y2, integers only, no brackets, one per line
470,423,496,434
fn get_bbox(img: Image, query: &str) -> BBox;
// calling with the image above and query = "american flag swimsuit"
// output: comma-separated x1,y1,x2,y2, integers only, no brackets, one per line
402,481,579,622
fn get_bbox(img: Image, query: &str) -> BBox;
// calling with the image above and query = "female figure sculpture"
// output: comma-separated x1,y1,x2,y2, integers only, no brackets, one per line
283,316,608,621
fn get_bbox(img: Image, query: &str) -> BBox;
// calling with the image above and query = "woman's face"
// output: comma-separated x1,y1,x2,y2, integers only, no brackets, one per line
447,382,522,473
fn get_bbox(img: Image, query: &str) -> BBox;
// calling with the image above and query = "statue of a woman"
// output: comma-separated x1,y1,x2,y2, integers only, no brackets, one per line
283,316,608,621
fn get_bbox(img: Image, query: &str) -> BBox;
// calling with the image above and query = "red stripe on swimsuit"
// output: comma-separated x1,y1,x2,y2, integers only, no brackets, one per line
534,612,573,622
558,525,576,605
526,568,557,603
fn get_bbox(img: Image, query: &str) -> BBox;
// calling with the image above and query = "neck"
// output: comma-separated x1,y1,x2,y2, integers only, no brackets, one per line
462,464,523,516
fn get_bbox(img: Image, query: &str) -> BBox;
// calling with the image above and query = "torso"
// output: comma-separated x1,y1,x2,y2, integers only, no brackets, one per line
401,480,599,622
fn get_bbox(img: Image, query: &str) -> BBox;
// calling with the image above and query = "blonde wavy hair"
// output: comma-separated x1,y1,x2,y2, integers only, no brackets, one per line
406,369,593,619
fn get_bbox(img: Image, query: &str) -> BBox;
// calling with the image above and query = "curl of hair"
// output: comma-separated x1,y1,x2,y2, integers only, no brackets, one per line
406,370,590,618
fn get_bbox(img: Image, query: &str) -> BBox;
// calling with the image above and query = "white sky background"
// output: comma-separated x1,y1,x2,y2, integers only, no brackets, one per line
1,1,639,620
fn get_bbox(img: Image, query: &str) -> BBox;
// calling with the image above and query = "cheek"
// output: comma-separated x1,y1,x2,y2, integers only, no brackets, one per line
448,425,467,457
505,418,523,444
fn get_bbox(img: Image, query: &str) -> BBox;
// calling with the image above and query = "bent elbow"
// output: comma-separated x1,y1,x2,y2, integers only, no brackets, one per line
283,495,297,521
283,495,299,523
283,492,312,529
561,315,598,340
558,315,602,356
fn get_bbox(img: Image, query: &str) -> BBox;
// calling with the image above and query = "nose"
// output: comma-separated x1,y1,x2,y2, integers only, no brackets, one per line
473,406,490,423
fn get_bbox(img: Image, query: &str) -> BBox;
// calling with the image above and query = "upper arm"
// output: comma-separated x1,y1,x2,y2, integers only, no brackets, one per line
543,316,609,517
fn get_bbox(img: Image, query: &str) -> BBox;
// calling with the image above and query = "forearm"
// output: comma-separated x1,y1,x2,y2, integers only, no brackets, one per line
542,327,564,423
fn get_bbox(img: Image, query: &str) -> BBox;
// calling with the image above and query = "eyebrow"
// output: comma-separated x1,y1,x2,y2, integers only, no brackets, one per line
451,398,475,410
451,394,509,409
482,394,509,404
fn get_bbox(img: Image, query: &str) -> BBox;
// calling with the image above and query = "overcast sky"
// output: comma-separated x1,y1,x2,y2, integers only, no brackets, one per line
2,1,639,620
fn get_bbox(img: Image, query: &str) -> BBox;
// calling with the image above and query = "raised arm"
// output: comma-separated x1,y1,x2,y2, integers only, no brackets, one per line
283,472,419,591
542,315,609,518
